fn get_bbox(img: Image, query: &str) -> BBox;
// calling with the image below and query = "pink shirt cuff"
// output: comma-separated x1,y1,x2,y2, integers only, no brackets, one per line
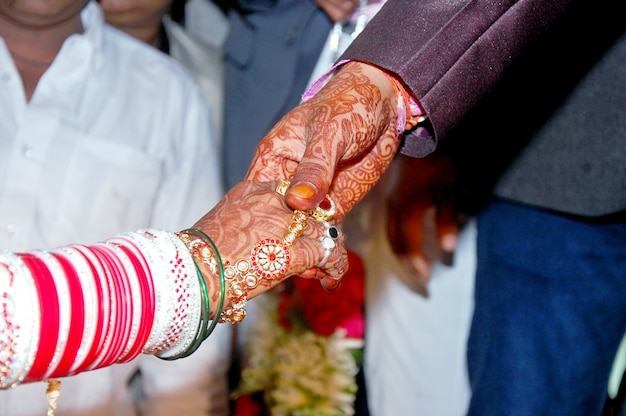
301,59,425,137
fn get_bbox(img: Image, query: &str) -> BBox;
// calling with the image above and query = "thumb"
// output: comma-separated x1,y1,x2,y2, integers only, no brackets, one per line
284,147,337,212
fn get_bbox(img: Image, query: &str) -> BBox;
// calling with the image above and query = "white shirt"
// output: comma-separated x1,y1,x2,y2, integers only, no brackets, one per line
164,15,226,153
0,2,231,415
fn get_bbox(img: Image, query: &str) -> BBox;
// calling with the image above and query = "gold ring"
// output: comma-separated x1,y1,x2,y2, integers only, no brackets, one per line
275,179,290,196
308,195,336,222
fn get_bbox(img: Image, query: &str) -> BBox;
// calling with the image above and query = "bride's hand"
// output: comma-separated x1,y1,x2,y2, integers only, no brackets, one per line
192,180,348,319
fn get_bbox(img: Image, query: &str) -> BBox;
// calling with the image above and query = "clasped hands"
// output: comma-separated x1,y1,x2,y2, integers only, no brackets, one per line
244,61,401,285
193,61,457,318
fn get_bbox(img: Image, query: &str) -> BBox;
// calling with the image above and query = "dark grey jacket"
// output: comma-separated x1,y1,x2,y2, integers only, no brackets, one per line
344,0,626,217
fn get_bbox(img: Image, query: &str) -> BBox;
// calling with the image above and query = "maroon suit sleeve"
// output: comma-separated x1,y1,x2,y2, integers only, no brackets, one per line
341,0,572,156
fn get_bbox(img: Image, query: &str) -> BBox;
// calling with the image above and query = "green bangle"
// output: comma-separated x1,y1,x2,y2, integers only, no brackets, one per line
181,228,225,339
163,228,225,360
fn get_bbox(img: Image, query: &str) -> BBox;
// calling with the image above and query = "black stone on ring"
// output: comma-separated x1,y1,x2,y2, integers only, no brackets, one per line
323,221,340,240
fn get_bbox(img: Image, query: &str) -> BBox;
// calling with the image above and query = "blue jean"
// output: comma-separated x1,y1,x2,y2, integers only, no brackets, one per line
467,199,626,416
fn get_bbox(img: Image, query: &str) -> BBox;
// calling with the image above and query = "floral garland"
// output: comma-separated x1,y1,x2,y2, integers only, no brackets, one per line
233,250,366,416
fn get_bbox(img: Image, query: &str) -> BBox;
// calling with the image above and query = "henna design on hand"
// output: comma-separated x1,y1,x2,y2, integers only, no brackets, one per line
191,181,349,314
245,61,402,221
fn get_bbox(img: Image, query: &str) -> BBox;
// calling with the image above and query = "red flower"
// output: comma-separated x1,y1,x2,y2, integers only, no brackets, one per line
276,291,294,331
234,394,265,416
278,249,366,338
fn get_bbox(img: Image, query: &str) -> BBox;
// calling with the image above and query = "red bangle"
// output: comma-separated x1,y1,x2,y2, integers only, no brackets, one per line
107,244,136,364
104,243,140,363
111,240,154,363
21,253,60,382
90,245,126,369
48,252,85,378
89,245,119,369
55,246,99,376
71,245,110,373
96,243,136,367
119,237,156,348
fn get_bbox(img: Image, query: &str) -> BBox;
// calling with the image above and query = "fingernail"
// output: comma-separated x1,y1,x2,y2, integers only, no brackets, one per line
289,182,317,199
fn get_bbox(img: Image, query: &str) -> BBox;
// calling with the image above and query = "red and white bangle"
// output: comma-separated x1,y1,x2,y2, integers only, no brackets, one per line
0,253,39,388
106,237,154,363
134,229,201,358
137,229,176,354
47,251,85,378
108,242,142,363
110,233,156,361
152,230,202,359
0,228,209,386
53,246,99,376
37,251,78,380
92,243,130,368
20,253,60,382
70,244,110,374
88,244,120,371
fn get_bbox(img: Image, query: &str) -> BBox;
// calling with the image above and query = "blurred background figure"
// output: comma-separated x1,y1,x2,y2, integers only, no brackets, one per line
345,150,475,416
101,0,227,151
